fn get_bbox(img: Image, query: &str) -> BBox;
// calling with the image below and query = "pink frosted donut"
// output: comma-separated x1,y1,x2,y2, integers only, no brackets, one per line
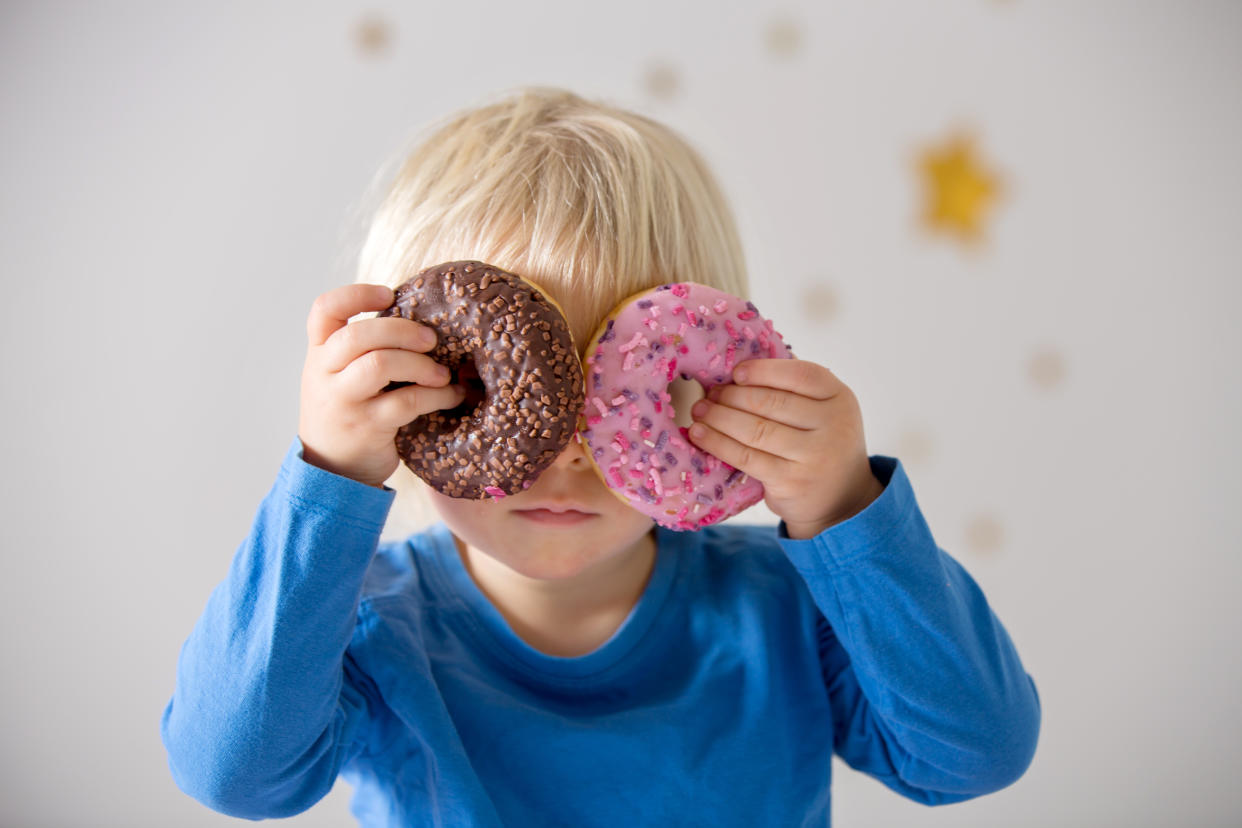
581,283,792,530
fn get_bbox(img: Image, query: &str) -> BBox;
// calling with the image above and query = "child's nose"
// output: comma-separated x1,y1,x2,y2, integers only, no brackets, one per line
550,431,592,470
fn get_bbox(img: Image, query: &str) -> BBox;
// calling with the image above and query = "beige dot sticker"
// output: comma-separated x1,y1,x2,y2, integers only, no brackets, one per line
895,428,935,466
965,514,1004,556
642,63,680,101
355,16,393,56
1028,347,1067,390
764,18,803,58
800,282,840,323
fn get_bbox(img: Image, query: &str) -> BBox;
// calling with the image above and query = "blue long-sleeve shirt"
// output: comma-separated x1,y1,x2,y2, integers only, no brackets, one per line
161,440,1039,825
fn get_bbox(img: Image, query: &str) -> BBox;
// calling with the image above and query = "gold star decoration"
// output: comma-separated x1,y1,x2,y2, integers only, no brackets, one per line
917,131,1002,244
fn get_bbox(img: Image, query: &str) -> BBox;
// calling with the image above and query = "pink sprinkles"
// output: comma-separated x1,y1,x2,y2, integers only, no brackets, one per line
618,332,647,353
584,282,791,529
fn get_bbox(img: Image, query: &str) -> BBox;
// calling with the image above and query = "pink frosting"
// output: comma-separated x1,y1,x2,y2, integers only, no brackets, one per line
582,283,792,530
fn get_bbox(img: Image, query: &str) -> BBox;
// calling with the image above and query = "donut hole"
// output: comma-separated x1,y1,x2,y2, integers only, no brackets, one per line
667,377,706,429
445,359,488,417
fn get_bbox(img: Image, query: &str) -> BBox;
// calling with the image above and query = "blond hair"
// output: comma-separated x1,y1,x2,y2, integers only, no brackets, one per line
355,88,748,530
356,87,747,349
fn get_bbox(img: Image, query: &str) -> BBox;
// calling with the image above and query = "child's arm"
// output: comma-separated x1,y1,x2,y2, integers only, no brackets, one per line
161,285,461,817
689,360,1040,801
160,441,390,817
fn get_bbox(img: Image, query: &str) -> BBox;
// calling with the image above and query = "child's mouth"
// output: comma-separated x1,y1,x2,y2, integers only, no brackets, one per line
513,509,595,526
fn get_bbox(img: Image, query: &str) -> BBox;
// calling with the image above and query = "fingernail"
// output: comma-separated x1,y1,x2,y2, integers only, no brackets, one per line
706,386,722,402
733,367,748,384
691,400,709,419
418,327,436,348
689,423,707,441
436,364,451,382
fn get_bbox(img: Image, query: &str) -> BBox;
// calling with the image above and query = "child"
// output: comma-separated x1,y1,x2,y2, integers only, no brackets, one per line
162,88,1039,826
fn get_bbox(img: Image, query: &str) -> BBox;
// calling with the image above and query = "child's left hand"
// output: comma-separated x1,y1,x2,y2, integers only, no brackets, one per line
688,359,885,540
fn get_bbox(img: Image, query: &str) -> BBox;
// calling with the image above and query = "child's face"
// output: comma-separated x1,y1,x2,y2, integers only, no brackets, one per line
427,433,655,581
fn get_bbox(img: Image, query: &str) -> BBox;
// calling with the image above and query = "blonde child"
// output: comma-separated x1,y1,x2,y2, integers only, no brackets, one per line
162,88,1039,826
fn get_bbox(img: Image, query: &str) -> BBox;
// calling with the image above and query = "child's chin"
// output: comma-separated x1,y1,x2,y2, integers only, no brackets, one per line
500,552,601,582
491,537,626,580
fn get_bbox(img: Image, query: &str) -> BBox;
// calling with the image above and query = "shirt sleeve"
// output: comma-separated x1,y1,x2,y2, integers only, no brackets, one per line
778,456,1041,804
160,439,395,818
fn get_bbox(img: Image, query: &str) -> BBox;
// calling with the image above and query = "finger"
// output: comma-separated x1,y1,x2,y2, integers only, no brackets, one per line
307,284,395,347
690,397,806,462
320,316,437,373
337,349,451,400
686,418,787,484
704,383,821,430
731,359,845,401
369,383,467,429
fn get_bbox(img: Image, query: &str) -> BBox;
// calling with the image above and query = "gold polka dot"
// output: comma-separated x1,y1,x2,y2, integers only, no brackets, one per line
642,63,680,101
355,15,393,56
895,428,935,466
764,18,804,58
800,283,839,323
1028,347,1067,390
965,514,1004,556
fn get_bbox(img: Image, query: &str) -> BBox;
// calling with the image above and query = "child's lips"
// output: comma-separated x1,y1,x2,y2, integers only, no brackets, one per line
512,507,597,525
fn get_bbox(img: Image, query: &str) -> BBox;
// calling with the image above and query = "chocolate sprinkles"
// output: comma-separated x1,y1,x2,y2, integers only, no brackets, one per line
379,261,584,499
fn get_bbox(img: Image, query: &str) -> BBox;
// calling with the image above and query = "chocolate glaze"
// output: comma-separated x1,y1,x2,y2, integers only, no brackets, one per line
379,261,584,499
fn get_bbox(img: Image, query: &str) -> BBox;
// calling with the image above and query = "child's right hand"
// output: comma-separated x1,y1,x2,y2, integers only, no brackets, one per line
297,284,465,488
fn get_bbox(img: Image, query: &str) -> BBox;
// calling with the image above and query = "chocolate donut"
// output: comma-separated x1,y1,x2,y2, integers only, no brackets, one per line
379,261,584,499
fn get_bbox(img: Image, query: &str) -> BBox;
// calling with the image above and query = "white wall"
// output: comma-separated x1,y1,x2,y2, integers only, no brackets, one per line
2,1,1239,825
